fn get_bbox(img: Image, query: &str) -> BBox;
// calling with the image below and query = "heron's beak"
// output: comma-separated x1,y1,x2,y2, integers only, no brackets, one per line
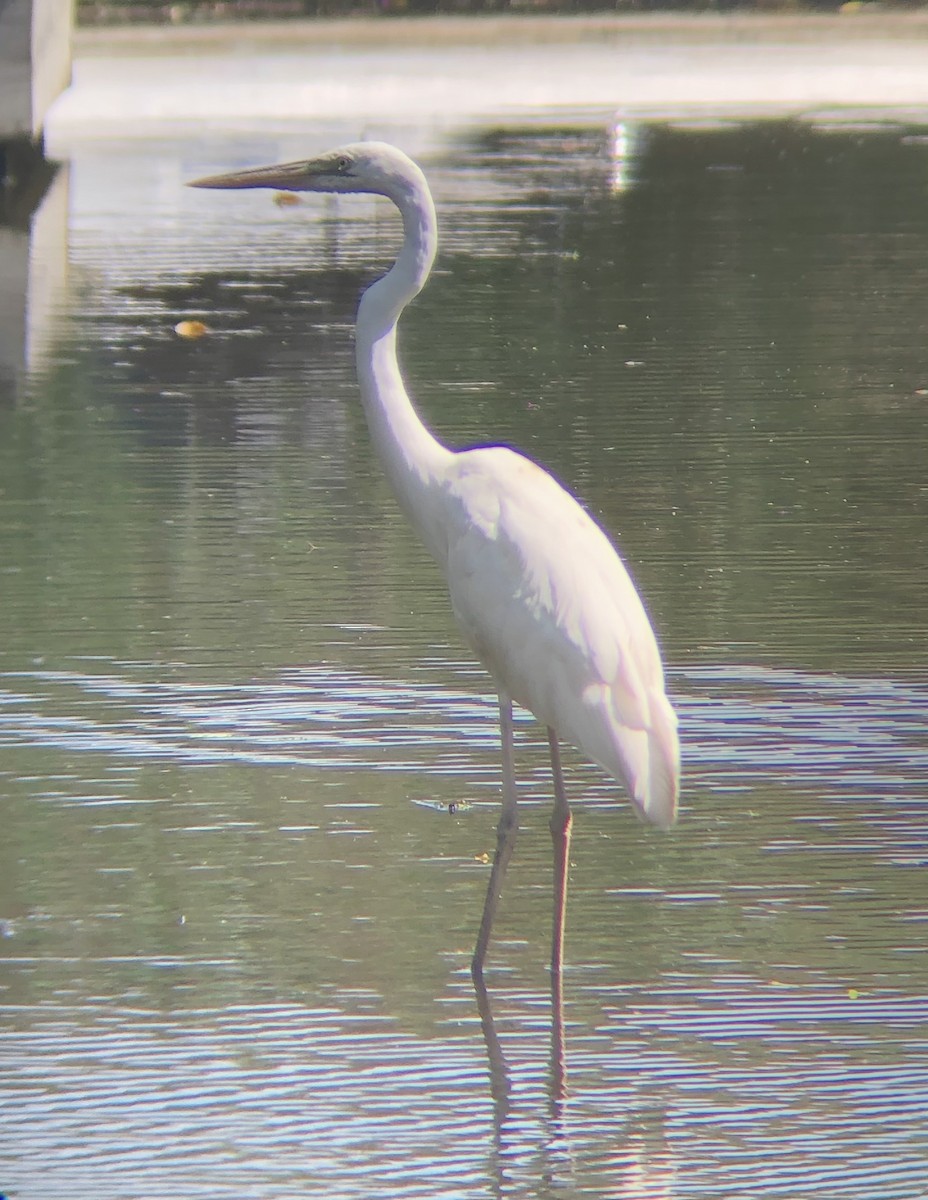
187,159,312,192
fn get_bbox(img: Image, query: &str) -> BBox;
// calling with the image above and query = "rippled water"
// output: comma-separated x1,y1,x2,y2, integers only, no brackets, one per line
1,96,927,1199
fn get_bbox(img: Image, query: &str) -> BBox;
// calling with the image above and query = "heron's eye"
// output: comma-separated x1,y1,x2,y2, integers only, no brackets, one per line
335,155,352,175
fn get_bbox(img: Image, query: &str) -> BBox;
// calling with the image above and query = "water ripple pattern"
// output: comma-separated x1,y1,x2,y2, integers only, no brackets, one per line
1,983,926,1199
0,661,501,775
2,658,926,797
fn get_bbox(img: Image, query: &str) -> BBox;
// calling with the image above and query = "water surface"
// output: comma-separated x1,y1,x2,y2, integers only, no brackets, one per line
1,115,927,1198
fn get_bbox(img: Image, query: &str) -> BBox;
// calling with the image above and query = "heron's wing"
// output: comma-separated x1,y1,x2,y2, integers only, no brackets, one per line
445,446,661,702
442,446,678,824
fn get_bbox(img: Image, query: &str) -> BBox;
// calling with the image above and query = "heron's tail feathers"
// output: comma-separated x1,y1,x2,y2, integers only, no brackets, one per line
582,686,680,829
637,694,680,828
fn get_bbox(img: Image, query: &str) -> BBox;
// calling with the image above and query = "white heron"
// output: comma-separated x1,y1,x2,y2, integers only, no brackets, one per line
189,142,680,982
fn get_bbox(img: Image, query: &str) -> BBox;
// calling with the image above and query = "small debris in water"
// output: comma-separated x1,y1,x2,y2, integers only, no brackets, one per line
410,798,471,814
174,320,209,339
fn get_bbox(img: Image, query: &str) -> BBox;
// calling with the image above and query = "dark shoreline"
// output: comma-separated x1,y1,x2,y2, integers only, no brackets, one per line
74,9,928,54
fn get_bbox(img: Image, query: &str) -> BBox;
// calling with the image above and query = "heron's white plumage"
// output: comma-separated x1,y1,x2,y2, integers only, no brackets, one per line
441,445,678,827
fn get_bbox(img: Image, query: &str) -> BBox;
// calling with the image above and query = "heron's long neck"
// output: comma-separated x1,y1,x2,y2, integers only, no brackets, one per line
355,184,453,560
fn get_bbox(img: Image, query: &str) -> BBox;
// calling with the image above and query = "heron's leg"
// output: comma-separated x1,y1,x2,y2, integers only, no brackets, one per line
547,728,572,1101
472,694,518,981
548,728,572,982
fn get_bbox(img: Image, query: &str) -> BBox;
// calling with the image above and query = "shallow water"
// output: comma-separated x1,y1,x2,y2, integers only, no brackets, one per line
2,113,927,1198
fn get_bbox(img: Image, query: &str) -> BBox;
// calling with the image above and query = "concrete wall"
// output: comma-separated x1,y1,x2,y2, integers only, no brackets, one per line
0,0,73,139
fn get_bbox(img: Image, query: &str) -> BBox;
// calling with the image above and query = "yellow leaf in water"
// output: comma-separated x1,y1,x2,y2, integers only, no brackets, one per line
475,852,490,864
848,988,861,1000
174,320,209,340
273,191,301,207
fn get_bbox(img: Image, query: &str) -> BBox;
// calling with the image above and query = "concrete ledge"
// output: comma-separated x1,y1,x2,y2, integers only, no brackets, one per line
0,0,73,139
47,11,928,146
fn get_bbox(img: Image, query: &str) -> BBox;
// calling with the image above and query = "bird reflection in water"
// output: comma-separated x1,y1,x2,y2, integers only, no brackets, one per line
473,965,676,1198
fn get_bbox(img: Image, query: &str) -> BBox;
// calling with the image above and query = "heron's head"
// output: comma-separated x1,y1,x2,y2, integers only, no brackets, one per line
187,141,424,203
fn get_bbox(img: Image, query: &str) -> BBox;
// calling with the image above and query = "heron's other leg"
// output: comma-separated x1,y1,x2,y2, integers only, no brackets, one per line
548,728,572,981
472,693,518,981
548,728,572,1101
